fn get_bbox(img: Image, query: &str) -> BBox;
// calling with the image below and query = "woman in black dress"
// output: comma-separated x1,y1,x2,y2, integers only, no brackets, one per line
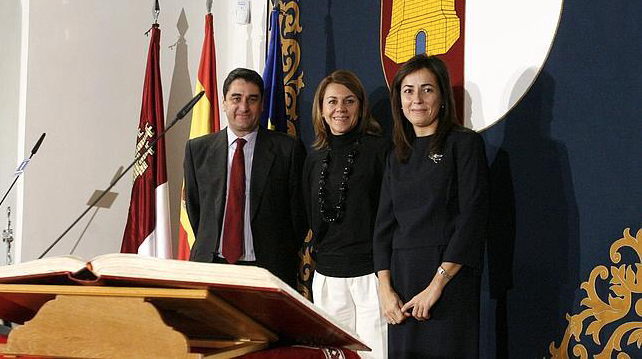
374,54,489,358
303,70,390,359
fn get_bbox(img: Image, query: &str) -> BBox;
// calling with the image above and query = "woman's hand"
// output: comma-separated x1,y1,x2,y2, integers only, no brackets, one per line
400,282,443,320
400,262,461,321
380,285,408,324
377,270,408,325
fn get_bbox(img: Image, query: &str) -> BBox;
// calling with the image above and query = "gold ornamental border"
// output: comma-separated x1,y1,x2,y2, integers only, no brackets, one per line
273,0,314,299
550,227,642,358
278,0,304,137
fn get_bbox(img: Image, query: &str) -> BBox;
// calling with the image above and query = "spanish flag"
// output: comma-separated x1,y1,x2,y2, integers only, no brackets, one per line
177,13,221,260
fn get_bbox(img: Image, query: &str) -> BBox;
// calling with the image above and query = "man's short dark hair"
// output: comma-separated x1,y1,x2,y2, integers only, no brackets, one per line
222,68,264,99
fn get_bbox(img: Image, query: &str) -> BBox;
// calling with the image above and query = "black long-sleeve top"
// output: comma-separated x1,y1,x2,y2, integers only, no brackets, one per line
373,129,489,272
303,130,391,277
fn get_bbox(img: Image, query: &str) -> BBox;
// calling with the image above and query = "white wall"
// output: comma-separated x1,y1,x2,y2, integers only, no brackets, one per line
0,1,22,265
0,0,267,262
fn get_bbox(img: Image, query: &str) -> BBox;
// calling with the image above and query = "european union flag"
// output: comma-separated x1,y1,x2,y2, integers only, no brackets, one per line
261,7,288,133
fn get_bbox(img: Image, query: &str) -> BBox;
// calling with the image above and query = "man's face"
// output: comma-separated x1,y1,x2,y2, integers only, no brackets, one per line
223,79,262,136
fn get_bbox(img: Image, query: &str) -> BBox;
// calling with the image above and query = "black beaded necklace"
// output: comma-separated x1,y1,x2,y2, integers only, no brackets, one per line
318,136,361,223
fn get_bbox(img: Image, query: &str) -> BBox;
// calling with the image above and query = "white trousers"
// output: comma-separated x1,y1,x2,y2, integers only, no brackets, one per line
312,272,387,359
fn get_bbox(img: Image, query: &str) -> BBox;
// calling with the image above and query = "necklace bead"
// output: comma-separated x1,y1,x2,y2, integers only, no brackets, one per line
318,137,361,223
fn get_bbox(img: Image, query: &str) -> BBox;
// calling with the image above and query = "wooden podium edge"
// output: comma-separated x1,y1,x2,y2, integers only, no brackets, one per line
0,285,276,358
196,341,269,359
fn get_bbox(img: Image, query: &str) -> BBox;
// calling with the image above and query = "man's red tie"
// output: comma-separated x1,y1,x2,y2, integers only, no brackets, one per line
222,138,246,263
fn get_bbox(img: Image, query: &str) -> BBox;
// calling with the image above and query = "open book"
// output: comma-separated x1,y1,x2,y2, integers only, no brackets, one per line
0,253,293,288
0,253,367,351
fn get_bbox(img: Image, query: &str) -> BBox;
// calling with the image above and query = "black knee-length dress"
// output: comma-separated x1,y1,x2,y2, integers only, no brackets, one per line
373,129,489,358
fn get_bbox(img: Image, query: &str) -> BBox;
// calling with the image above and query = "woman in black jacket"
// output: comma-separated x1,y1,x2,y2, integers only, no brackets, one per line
374,54,489,358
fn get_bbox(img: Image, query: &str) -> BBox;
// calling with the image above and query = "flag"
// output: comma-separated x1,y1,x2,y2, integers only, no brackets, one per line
261,7,288,133
121,24,172,258
176,13,221,260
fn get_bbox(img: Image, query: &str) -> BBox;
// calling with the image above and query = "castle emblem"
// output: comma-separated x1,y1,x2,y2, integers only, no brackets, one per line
384,0,461,63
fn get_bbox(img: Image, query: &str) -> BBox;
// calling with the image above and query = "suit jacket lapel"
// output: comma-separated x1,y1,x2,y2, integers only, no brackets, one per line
250,127,275,221
207,129,229,229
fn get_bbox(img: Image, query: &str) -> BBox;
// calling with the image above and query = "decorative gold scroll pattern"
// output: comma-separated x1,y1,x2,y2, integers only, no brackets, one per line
278,0,304,137
298,230,315,300
275,0,313,300
550,227,642,358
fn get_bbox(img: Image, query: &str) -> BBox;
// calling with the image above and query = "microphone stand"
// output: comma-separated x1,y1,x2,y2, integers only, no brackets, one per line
0,133,46,208
38,91,205,259
0,175,21,210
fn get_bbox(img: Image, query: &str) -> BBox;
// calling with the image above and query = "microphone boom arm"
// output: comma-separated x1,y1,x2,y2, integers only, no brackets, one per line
38,91,204,259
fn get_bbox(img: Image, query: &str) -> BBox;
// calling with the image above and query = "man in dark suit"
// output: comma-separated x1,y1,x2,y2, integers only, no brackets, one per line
183,68,307,288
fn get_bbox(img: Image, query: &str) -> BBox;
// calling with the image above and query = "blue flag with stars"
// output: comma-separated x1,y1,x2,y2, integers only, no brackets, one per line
261,7,287,133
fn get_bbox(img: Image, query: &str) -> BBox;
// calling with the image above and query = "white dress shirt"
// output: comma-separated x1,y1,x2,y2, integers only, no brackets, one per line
218,127,258,261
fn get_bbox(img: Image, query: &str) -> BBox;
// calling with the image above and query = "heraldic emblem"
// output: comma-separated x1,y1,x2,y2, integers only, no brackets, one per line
380,0,466,120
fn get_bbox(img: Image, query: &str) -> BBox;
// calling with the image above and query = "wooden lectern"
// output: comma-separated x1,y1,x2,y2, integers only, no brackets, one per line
0,255,368,358
0,285,277,358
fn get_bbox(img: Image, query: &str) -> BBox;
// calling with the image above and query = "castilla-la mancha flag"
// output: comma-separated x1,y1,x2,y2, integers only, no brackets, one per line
176,12,221,260
121,23,172,258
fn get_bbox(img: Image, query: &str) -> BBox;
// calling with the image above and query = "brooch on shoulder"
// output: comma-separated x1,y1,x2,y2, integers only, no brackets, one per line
429,153,443,164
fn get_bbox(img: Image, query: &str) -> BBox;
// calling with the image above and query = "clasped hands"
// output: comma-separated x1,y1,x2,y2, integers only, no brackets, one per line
380,282,443,324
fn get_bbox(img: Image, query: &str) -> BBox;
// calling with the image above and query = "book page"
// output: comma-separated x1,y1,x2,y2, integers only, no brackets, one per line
0,255,87,281
90,253,286,290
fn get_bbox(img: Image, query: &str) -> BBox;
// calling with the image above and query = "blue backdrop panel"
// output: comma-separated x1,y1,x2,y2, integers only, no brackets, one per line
296,1,641,357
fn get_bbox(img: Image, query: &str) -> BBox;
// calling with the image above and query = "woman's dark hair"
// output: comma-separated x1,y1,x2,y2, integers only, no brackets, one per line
390,54,461,163
311,70,381,149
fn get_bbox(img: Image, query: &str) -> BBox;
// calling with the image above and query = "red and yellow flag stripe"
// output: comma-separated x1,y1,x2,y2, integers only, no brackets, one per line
177,13,220,260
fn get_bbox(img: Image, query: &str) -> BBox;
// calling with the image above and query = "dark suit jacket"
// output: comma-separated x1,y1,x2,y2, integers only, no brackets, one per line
183,126,307,287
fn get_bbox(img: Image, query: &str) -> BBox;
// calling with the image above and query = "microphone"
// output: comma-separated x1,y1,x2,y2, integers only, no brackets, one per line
176,91,205,120
31,133,46,156
38,92,205,259
0,133,46,208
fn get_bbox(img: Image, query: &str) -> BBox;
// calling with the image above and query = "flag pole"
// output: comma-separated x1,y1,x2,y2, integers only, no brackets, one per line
265,1,283,60
153,0,160,24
